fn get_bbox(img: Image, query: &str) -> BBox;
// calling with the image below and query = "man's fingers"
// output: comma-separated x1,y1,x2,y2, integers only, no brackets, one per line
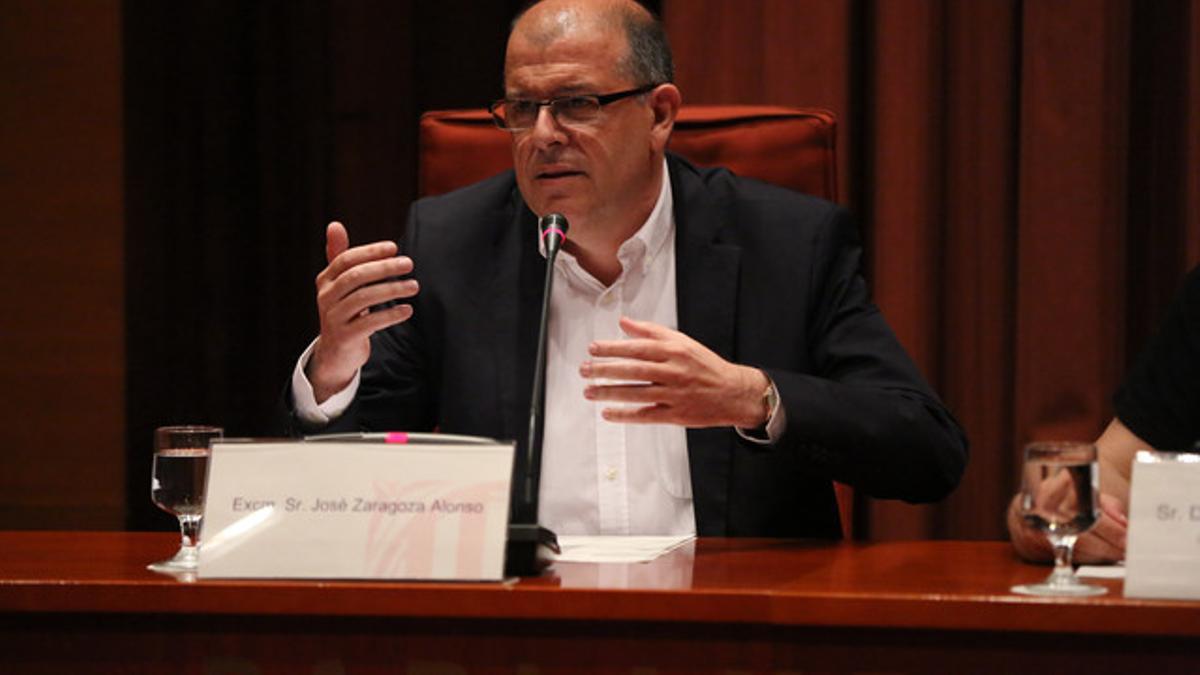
321,241,404,283
322,256,414,303
618,315,671,339
352,303,414,336
585,382,664,403
324,279,420,326
328,302,414,343
581,359,671,384
588,338,671,362
1099,493,1129,527
600,403,672,424
1086,510,1127,557
1080,506,1123,559
1074,530,1124,564
325,221,351,264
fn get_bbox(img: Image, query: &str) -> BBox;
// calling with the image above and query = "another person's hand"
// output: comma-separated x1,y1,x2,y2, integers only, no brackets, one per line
580,316,769,428
307,222,418,403
1007,491,1128,564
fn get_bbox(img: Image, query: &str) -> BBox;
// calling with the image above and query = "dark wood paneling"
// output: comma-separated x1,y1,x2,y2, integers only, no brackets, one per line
861,0,947,539
1014,0,1131,446
0,0,124,529
666,0,855,206
938,0,1021,540
122,1,336,530
1125,1,1197,360
1191,0,1200,266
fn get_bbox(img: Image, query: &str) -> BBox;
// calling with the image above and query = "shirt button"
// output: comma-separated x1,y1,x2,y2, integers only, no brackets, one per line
599,294,616,308
605,468,618,481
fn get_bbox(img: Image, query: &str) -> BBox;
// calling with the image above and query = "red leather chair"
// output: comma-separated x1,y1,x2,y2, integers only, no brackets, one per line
418,105,853,539
419,105,837,200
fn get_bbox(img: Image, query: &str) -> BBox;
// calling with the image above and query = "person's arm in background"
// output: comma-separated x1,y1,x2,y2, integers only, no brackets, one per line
1007,417,1146,563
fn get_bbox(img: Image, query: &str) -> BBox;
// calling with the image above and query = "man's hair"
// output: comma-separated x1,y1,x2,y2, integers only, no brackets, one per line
619,6,674,85
511,1,675,85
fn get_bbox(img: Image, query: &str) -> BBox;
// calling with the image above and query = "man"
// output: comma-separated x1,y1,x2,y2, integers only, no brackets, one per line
1009,265,1200,562
287,0,968,538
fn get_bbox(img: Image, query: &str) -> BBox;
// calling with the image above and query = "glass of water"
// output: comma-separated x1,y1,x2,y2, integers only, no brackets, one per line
148,425,222,573
1011,441,1107,597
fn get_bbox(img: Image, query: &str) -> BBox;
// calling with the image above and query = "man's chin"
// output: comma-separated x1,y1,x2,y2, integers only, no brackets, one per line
527,194,585,223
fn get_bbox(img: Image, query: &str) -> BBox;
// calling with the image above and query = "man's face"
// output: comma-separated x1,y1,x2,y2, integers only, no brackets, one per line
504,26,660,232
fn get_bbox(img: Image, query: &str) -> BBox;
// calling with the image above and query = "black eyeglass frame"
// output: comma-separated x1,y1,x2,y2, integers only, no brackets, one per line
488,84,661,131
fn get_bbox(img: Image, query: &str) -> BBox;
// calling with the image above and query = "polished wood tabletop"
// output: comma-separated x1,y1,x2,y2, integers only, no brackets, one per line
1,530,1196,637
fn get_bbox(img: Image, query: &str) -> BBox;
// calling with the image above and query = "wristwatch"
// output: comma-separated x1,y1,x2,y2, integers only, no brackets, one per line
760,379,779,424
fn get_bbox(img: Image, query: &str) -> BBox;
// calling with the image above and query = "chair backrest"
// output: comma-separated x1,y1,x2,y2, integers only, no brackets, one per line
417,104,852,540
419,105,837,201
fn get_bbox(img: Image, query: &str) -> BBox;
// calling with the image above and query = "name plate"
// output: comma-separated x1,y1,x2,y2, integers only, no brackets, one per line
1125,450,1200,599
198,437,514,581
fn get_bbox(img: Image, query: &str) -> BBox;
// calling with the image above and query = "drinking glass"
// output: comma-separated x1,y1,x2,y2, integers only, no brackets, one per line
1010,441,1107,597
148,425,223,573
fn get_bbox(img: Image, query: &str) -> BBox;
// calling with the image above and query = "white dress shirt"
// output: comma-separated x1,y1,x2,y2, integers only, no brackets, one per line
292,160,783,535
537,161,693,535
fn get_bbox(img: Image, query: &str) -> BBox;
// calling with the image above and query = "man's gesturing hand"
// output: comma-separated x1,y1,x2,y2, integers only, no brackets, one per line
580,316,770,428
307,221,418,403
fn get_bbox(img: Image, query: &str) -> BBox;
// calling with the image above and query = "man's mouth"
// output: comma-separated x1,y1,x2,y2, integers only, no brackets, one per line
536,168,585,180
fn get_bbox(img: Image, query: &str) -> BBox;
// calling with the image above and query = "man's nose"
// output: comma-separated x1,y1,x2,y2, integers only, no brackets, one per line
529,104,567,147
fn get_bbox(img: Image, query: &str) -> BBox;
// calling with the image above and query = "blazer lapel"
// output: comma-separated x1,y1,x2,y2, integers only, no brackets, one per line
669,155,741,536
500,191,546,524
488,188,544,446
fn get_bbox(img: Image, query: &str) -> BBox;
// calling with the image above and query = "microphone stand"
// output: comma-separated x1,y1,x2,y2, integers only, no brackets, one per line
505,213,567,576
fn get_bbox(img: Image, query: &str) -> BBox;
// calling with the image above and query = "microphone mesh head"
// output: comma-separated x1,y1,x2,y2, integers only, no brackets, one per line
539,212,569,236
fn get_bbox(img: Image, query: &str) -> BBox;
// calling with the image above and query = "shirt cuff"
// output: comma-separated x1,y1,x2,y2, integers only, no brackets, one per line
735,378,787,445
291,338,361,426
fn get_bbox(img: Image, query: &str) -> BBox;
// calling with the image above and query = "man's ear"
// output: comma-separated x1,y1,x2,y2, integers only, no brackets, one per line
648,84,681,152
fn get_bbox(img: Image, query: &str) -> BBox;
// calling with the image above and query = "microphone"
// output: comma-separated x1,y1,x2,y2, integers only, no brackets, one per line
527,213,569,503
506,213,568,576
539,212,568,256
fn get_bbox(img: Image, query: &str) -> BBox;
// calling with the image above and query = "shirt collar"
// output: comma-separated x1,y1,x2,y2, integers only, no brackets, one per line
618,157,674,271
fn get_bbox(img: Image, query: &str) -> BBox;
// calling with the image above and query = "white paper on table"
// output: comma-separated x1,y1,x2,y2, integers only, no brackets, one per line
551,535,695,563
1077,564,1126,579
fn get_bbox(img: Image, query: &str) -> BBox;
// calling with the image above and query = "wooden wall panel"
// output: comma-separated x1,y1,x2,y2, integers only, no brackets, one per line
0,0,125,528
1190,0,1200,266
1013,0,1130,447
861,0,946,539
937,0,1020,540
666,0,855,206
866,0,1023,540
1125,1,1197,357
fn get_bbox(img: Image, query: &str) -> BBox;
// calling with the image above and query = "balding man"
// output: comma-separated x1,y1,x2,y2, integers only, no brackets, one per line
286,0,968,538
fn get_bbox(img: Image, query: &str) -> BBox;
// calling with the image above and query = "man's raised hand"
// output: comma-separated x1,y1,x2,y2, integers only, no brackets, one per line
306,221,418,403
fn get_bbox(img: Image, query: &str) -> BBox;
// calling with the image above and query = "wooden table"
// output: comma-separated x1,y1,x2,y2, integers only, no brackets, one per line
0,531,1196,673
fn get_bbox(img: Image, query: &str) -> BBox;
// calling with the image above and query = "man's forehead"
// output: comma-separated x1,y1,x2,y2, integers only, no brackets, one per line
504,31,626,94
514,3,582,46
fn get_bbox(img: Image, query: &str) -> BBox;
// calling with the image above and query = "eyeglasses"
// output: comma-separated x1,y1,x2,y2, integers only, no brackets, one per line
488,84,659,132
